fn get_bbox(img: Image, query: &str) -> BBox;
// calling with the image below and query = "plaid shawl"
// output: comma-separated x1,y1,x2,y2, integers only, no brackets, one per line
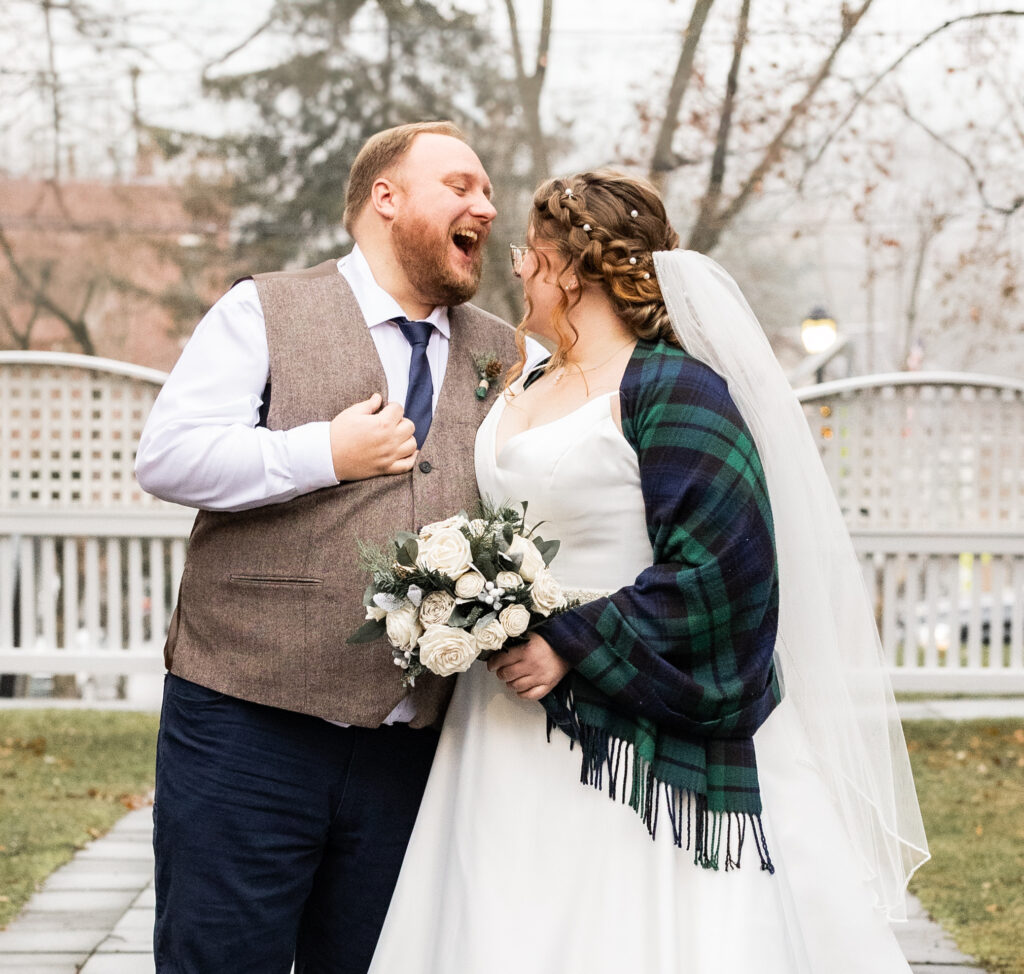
534,339,781,871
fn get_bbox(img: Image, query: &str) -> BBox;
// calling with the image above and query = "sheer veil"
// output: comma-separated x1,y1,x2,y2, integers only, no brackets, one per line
653,249,929,919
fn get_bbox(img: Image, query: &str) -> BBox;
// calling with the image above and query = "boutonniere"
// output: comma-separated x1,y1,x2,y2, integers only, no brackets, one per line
474,353,503,400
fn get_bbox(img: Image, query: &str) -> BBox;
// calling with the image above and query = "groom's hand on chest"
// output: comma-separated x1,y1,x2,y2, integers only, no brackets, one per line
329,393,419,481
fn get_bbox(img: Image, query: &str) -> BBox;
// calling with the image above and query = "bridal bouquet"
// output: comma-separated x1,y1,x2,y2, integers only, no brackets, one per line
348,500,571,688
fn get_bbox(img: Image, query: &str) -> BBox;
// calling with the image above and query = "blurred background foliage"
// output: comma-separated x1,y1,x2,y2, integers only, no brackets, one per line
0,0,1021,374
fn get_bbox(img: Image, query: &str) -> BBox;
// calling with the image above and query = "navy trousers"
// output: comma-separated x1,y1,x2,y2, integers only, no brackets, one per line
153,674,438,974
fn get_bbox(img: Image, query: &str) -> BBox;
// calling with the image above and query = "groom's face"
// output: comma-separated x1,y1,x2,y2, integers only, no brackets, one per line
389,134,496,307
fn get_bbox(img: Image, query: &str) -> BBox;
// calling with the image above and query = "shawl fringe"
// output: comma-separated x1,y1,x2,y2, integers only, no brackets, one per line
546,697,774,874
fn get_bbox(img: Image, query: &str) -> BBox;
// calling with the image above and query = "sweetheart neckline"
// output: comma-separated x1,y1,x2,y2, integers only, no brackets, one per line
491,391,618,466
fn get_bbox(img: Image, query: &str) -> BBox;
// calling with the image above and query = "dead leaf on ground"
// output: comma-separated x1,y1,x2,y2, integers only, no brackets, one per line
118,793,153,810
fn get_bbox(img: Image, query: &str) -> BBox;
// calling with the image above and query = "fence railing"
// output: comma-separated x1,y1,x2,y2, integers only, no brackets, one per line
0,511,192,676
852,531,1024,692
2,356,1023,693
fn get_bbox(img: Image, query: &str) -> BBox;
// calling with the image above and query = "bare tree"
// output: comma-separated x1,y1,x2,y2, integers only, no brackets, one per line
504,0,553,186
649,0,878,253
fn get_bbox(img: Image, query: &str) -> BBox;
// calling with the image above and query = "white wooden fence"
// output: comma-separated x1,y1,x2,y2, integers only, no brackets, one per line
0,352,193,684
1,354,1022,693
796,372,1024,692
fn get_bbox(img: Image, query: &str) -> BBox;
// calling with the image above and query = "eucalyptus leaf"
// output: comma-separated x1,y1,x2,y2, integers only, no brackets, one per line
373,592,404,613
498,550,523,571
536,539,560,565
347,619,387,644
475,610,498,628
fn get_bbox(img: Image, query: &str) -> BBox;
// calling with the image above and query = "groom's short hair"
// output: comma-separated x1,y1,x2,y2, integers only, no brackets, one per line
344,120,467,235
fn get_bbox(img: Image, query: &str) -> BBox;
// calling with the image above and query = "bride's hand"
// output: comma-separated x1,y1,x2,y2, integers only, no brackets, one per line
486,634,570,700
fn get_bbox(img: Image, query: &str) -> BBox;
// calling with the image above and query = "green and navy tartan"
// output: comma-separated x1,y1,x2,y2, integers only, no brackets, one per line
535,339,782,871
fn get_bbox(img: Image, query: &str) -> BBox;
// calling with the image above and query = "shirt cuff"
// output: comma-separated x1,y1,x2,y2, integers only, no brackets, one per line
284,421,339,493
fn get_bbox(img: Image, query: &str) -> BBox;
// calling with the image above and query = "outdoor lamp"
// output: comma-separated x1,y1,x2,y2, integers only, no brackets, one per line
801,306,838,354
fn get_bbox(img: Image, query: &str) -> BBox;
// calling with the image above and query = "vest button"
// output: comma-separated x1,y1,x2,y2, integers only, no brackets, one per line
418,460,433,474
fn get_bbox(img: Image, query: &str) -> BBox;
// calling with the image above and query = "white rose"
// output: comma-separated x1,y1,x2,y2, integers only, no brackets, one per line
499,602,531,637
508,535,546,582
468,518,488,536
365,605,387,622
417,527,473,578
417,625,479,677
419,590,456,627
529,569,566,617
454,570,486,599
495,571,524,591
385,601,422,652
473,617,508,652
420,514,470,539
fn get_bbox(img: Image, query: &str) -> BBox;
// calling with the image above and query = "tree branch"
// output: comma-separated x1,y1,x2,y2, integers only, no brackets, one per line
895,100,1024,218
687,0,750,253
504,0,551,179
800,10,1024,185
0,225,96,355
699,0,877,252
649,0,716,182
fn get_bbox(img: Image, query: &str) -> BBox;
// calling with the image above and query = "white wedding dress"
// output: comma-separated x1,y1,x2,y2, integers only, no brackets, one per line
368,389,912,973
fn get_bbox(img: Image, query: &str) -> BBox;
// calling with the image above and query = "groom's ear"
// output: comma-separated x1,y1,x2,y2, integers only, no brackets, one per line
371,177,399,221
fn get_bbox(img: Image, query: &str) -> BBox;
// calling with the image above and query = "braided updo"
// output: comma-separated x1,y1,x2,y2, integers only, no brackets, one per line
507,169,681,388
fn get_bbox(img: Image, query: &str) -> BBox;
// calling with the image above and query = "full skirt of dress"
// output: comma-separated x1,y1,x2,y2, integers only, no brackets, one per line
368,390,912,974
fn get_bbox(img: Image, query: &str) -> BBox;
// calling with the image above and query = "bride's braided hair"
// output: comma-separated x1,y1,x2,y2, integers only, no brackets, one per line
507,169,681,388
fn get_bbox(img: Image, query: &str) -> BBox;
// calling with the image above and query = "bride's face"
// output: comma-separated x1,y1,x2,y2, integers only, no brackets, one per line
519,231,572,342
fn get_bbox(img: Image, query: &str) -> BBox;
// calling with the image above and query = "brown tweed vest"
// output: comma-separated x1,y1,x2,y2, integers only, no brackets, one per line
163,259,520,728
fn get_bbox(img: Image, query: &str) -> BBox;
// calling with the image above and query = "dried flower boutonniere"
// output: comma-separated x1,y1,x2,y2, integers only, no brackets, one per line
474,354,503,400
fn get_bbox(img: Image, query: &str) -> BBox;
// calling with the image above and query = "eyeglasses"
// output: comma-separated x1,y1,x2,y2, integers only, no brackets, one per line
509,243,560,277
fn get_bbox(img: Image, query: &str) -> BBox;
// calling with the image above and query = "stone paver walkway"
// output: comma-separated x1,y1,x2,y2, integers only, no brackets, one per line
3,696,1020,972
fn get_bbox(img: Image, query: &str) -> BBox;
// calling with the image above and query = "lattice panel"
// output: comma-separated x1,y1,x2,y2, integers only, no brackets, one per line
802,379,1024,532
0,359,165,510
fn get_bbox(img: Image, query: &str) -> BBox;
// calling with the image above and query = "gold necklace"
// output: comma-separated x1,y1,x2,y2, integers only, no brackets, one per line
551,339,635,385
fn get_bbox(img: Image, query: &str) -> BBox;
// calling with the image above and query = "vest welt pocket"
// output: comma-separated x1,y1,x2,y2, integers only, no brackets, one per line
228,573,323,587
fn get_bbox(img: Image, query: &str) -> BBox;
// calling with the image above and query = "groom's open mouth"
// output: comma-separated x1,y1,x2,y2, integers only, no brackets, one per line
451,226,484,262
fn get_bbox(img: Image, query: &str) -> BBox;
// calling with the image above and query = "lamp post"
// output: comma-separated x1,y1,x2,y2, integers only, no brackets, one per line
801,306,837,383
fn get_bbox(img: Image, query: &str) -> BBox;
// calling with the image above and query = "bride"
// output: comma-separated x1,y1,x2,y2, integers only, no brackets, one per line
368,170,929,973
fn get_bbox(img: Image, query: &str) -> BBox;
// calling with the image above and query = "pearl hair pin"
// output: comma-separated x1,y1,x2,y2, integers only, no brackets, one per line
630,209,639,218
583,223,591,231
629,257,637,265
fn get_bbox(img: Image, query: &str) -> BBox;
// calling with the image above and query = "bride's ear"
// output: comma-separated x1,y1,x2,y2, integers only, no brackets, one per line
562,276,579,291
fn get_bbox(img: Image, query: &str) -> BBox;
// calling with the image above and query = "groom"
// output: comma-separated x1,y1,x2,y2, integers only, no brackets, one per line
135,122,523,973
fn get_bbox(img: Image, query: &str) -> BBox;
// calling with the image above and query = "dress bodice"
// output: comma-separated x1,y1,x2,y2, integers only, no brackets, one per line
474,390,653,591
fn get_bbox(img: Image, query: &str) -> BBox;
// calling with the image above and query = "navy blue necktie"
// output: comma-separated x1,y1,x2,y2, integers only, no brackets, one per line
395,317,435,449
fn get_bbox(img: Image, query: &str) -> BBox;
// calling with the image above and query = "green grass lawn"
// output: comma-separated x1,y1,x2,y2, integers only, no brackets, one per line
0,709,159,928
905,719,1024,974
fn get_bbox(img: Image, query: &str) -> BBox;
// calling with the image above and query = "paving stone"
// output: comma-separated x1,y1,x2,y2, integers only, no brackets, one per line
0,953,88,973
42,871,153,891
0,928,110,952
15,890,139,914
75,841,154,861
79,953,156,974
909,966,990,973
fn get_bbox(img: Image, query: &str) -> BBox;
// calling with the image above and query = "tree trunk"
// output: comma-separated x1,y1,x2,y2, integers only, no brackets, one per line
649,0,716,191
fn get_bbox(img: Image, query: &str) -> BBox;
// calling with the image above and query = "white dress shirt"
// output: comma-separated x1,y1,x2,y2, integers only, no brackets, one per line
135,246,545,724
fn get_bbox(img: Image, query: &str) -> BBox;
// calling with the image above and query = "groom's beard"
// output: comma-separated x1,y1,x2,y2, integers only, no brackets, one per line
392,212,484,307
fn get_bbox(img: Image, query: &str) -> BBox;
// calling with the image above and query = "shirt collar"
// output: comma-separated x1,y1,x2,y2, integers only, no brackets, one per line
337,245,450,338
